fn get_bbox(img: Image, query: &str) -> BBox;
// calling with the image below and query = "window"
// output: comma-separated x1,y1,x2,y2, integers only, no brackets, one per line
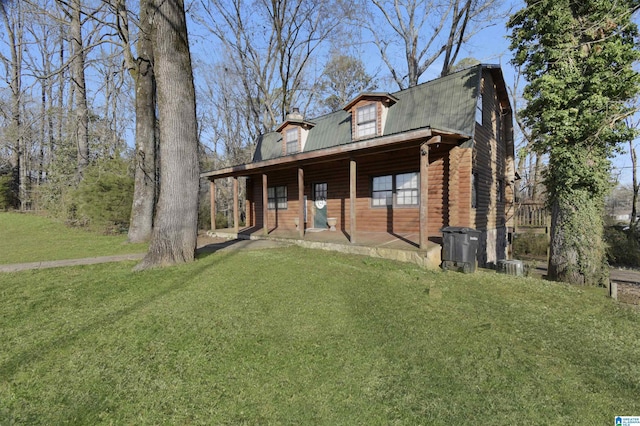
396,172,419,205
497,179,504,203
372,175,393,206
268,185,287,210
372,172,419,207
286,128,298,154
357,103,377,138
476,93,483,125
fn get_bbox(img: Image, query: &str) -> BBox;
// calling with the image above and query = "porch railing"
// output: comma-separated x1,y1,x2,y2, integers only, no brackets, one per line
514,202,549,233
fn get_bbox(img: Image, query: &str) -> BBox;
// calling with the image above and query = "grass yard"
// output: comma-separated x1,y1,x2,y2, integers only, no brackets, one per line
0,212,147,264
1,243,639,424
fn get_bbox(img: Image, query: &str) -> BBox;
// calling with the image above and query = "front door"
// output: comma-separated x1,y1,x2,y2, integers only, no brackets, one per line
314,182,327,228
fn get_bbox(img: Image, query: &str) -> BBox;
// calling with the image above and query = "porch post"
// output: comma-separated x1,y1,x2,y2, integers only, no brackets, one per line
420,142,429,249
298,167,304,239
233,176,239,233
210,180,216,231
350,159,357,244
262,174,268,236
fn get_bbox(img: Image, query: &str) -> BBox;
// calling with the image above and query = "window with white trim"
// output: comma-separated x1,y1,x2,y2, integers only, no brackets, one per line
476,93,483,125
357,103,377,138
371,172,419,207
372,175,393,206
286,128,298,154
396,172,419,205
267,185,287,210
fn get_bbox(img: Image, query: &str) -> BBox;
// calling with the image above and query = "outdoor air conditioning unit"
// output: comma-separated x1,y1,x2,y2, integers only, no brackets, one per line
497,259,524,276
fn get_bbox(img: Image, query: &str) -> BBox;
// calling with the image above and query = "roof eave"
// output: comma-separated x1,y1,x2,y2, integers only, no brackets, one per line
201,127,472,180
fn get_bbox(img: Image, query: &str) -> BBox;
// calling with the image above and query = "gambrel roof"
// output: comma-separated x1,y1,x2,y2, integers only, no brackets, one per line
253,64,493,162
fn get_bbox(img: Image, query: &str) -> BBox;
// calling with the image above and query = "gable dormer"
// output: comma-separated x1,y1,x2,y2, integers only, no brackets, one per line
343,93,398,140
276,108,315,156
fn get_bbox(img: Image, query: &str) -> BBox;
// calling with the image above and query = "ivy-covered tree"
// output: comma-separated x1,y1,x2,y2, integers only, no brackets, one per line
508,0,640,285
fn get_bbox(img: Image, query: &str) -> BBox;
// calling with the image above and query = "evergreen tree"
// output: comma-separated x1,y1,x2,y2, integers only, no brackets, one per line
508,0,640,285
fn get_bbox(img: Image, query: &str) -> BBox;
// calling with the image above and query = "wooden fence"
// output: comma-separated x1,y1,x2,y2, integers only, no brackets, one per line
514,202,549,234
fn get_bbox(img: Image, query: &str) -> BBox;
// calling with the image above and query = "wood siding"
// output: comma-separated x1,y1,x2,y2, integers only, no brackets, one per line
473,70,515,265
245,144,453,236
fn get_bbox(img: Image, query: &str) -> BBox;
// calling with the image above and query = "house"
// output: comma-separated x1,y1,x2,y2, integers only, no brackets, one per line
201,64,516,268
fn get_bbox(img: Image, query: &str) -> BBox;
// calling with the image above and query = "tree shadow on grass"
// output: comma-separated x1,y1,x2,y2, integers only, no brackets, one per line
0,246,243,383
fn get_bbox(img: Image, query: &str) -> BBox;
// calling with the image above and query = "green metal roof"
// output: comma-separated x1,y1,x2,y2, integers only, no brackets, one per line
252,65,484,162
383,66,479,136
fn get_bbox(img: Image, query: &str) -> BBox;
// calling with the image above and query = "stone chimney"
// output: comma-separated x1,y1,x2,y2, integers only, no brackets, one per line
287,107,304,121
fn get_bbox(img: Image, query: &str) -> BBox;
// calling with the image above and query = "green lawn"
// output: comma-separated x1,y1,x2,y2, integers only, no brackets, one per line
0,212,147,264
1,241,639,424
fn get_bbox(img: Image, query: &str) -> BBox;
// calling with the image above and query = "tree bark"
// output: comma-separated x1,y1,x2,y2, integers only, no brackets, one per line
630,140,638,233
134,0,199,269
1,1,25,210
548,193,608,286
68,0,90,180
124,0,157,243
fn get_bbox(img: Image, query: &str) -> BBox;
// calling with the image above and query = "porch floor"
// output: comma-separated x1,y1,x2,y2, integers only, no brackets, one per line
207,226,443,269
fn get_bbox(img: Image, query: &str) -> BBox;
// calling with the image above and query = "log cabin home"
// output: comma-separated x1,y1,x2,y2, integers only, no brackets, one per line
201,64,516,268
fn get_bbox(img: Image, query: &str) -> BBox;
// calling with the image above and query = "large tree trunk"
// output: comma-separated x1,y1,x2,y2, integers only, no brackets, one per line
134,0,199,269
127,0,157,243
548,192,609,286
69,0,89,179
1,1,25,210
630,140,638,233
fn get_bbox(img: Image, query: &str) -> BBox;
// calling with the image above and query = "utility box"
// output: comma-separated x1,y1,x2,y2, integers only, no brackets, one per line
441,226,481,273
497,259,524,276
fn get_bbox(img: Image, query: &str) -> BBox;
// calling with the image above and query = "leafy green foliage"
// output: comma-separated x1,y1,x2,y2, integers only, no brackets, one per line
513,231,549,259
508,0,640,284
73,157,133,233
604,226,640,267
0,168,18,211
34,138,79,220
550,191,609,285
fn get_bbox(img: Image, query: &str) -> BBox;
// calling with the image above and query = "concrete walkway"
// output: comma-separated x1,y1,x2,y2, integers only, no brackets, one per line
0,237,290,273
0,253,146,273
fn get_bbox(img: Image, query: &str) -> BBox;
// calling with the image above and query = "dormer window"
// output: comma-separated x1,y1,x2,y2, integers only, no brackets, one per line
343,93,398,141
286,128,299,154
357,104,377,138
276,108,315,157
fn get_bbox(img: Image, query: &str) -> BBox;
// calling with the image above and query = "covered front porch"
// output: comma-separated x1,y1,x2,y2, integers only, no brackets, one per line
207,226,442,269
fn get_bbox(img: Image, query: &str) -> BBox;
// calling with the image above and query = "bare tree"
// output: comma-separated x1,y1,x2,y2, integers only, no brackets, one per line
317,52,377,112
197,0,349,131
363,0,505,89
0,0,27,209
134,0,199,269
112,0,158,243
53,0,92,179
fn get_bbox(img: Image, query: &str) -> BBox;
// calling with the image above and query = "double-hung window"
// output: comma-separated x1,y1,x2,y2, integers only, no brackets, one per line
395,173,419,205
372,172,419,207
356,103,377,138
372,175,393,207
267,185,287,210
286,128,299,154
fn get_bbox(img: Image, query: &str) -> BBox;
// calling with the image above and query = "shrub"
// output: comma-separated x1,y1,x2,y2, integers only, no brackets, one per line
73,158,134,234
0,171,18,211
604,226,640,268
513,232,549,259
